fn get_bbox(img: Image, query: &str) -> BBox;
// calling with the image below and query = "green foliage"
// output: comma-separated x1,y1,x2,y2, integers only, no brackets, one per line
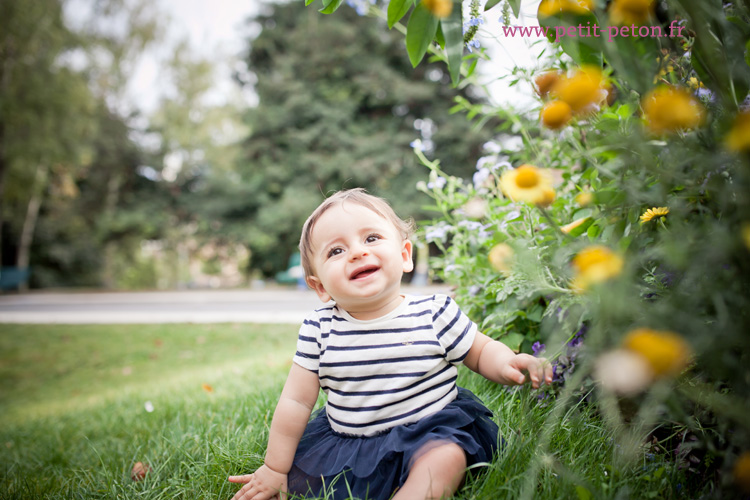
0,0,175,289
315,0,750,496
198,2,489,277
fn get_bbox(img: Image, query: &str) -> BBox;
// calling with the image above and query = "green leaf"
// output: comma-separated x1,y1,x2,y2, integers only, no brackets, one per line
484,0,502,11
575,485,593,500
441,4,463,86
305,0,315,5
507,0,521,17
465,57,479,78
746,39,750,68
435,23,445,50
406,3,439,68
587,223,601,240
526,304,544,322
388,0,413,29
566,217,594,237
500,332,525,352
319,0,344,14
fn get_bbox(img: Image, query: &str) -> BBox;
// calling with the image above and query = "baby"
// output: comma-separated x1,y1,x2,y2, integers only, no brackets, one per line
229,188,551,500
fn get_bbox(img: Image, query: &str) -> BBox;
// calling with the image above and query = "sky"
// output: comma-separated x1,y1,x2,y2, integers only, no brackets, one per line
128,0,264,112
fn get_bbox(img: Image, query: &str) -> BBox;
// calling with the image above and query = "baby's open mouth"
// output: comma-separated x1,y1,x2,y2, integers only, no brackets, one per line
350,266,379,280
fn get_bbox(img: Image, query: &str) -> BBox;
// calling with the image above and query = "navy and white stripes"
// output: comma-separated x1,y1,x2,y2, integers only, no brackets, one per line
293,294,477,436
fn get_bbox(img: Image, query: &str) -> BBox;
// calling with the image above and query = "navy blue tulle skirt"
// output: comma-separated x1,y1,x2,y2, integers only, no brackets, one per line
286,388,500,500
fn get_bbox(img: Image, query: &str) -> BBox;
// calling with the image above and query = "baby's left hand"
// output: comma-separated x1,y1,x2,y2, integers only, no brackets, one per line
503,354,553,389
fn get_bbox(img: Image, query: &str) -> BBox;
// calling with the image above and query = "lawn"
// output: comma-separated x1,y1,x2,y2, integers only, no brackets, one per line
0,323,684,499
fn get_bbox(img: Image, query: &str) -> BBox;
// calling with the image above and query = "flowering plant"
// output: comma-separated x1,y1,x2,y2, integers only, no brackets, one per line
310,0,750,494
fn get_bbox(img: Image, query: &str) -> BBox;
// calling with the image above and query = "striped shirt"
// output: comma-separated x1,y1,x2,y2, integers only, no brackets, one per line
293,294,477,436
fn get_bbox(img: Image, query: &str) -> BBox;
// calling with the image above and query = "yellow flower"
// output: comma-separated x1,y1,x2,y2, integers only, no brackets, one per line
639,206,669,224
499,164,556,206
534,71,562,98
687,77,704,90
422,0,452,18
575,191,593,206
642,86,705,134
741,223,750,251
571,245,624,290
540,100,573,129
726,111,750,152
552,66,608,114
560,216,591,235
488,243,514,274
734,452,750,493
538,0,593,17
609,0,655,25
539,187,556,207
623,328,691,377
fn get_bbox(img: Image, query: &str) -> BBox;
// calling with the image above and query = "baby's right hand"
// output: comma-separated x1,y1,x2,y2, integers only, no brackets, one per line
228,464,287,500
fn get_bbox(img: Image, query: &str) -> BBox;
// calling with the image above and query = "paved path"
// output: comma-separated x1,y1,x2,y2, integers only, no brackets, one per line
0,285,451,324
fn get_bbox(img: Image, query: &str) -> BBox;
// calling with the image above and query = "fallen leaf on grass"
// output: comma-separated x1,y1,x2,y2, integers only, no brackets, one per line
131,461,151,481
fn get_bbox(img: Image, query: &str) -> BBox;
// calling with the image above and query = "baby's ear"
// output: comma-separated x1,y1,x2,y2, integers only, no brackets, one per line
306,276,331,303
401,239,414,273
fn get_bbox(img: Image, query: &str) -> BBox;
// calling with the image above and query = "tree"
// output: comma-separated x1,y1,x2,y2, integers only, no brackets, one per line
0,0,97,290
198,1,493,277
0,0,167,289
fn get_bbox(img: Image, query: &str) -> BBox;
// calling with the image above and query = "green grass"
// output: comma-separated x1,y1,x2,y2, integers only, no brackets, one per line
0,324,684,499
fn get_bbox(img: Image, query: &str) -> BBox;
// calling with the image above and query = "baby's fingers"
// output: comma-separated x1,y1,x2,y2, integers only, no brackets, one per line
228,474,253,484
529,357,553,388
542,359,553,384
501,364,527,385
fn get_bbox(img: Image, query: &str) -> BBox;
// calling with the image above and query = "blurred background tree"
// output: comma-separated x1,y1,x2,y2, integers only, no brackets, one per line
188,1,492,277
0,0,168,289
0,0,96,289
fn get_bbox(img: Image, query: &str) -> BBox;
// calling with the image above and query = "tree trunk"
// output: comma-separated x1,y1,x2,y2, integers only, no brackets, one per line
0,122,6,267
16,164,48,291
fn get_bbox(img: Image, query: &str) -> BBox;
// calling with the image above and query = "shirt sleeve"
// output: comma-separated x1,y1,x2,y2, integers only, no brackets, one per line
432,294,477,366
292,311,322,373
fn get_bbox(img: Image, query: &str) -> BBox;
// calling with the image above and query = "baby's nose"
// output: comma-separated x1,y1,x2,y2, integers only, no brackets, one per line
349,244,369,259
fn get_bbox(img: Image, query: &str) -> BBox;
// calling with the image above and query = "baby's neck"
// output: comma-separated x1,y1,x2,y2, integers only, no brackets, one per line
345,294,405,321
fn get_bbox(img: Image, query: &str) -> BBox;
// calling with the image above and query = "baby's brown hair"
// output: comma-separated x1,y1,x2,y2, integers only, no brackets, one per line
299,188,415,279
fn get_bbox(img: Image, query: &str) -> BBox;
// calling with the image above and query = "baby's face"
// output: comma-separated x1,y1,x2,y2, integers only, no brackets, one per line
306,203,413,317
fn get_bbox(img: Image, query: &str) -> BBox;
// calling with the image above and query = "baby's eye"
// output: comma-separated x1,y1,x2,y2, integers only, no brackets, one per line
327,247,343,258
365,234,382,243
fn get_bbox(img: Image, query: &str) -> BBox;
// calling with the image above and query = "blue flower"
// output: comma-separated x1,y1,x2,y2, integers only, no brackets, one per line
345,0,372,15
427,176,447,190
466,39,481,52
458,220,482,231
473,167,491,188
425,223,453,243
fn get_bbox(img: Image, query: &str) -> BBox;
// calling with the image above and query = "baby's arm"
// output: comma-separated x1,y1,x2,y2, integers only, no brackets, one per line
464,332,552,388
228,363,320,500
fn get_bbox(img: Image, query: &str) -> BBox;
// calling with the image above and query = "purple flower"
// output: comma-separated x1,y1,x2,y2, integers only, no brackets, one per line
532,341,546,356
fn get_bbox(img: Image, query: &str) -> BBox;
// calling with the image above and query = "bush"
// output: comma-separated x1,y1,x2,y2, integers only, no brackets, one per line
311,0,750,496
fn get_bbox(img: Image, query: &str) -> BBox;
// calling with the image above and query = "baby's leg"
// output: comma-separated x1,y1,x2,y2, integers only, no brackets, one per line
392,442,467,500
